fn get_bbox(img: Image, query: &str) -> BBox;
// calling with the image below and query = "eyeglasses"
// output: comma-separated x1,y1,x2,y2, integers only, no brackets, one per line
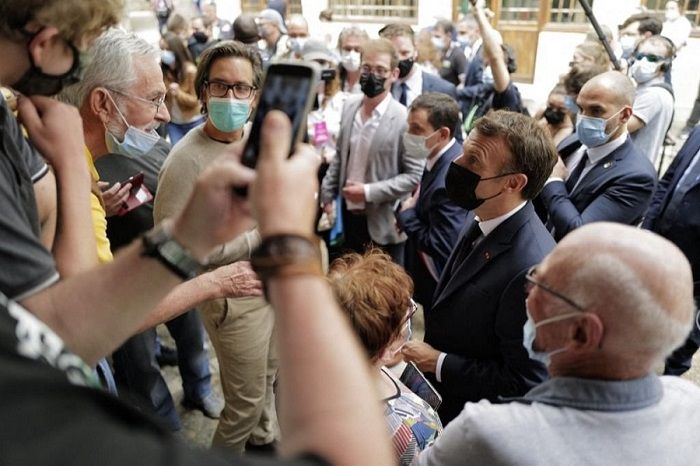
206,81,257,99
524,266,584,311
360,65,391,78
635,53,665,63
109,89,166,115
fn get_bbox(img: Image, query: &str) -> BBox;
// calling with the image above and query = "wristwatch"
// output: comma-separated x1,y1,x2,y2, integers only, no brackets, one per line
142,221,201,280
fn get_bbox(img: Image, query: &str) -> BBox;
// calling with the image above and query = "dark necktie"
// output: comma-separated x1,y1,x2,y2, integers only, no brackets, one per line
565,151,589,192
449,221,482,276
399,82,408,106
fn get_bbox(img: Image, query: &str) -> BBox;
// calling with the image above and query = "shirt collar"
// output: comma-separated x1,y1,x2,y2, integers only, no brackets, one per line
402,63,423,92
427,138,456,171
475,201,526,237
585,131,627,164
518,374,663,412
638,75,666,89
372,92,393,119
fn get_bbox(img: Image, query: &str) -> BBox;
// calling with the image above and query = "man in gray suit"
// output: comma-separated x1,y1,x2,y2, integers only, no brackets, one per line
321,38,424,263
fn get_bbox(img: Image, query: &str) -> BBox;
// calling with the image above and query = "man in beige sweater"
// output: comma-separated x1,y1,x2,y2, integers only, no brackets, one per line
154,40,278,453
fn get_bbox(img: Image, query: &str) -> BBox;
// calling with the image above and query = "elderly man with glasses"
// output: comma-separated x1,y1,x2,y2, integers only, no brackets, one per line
154,40,281,454
415,223,700,465
321,38,424,265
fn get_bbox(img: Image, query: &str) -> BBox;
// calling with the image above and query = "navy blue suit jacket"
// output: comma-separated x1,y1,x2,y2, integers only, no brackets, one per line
540,136,657,241
425,202,553,424
643,126,700,294
421,71,457,99
396,141,468,306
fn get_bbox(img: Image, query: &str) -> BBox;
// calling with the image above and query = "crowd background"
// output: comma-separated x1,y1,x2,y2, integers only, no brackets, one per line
111,0,700,448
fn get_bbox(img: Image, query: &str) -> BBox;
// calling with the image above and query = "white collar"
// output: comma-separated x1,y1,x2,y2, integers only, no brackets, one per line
427,138,456,171
369,92,392,118
584,131,628,164
402,63,423,92
476,201,527,237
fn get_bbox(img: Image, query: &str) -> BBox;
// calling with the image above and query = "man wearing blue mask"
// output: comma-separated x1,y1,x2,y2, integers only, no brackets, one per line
414,223,700,465
538,71,656,242
60,29,231,432
155,40,279,454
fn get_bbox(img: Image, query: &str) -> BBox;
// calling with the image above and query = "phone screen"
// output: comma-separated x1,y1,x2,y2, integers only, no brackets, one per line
240,64,317,169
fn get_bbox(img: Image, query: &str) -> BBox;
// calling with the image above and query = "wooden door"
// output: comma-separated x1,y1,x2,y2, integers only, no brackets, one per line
491,0,546,83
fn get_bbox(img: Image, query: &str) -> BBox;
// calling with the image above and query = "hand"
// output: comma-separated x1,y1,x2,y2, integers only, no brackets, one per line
342,180,365,204
401,186,420,212
207,261,263,298
98,181,131,217
16,95,86,170
401,341,441,373
250,111,321,239
172,153,256,262
551,156,568,179
169,82,180,94
323,201,335,216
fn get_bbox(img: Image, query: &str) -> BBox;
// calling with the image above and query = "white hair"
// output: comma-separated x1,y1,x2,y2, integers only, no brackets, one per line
565,253,693,362
59,28,160,108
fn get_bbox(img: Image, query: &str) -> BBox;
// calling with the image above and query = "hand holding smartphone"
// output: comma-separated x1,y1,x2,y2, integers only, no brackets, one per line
236,62,320,196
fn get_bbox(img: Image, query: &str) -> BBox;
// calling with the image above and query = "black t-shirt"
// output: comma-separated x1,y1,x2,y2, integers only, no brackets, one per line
94,139,170,251
0,292,325,466
0,98,58,300
439,45,468,87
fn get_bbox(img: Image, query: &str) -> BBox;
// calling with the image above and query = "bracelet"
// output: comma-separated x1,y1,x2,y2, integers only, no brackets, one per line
251,234,324,285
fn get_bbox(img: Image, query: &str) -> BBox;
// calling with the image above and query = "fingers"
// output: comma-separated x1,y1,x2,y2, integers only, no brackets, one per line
202,158,255,190
16,95,41,133
259,110,292,166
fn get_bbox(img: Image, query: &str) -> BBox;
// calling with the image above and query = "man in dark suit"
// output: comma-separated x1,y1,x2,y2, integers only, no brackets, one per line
402,110,557,424
396,93,468,309
539,71,657,241
643,125,700,375
379,24,457,106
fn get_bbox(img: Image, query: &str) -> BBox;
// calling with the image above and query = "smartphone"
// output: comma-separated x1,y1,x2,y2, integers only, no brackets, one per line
399,361,443,411
120,172,145,196
240,62,320,171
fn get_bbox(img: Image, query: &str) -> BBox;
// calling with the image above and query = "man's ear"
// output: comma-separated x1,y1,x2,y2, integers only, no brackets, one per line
507,173,528,193
90,88,114,126
568,313,604,351
27,26,66,72
619,105,634,124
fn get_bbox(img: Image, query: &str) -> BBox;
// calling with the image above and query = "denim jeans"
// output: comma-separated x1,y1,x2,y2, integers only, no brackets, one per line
112,309,211,431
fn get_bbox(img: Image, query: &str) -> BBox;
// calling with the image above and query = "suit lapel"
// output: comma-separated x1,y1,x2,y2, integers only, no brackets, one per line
365,100,398,179
431,203,533,310
340,97,364,184
572,139,630,196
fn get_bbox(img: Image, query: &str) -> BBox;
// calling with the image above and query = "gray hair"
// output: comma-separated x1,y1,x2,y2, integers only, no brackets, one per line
60,28,160,107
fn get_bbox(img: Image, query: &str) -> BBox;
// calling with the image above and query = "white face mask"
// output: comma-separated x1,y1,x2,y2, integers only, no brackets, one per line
630,58,661,84
431,36,447,51
619,35,637,55
341,50,361,72
403,130,439,159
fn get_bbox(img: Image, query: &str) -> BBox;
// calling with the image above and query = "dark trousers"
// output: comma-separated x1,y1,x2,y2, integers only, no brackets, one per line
684,81,700,131
664,307,700,375
328,203,404,266
112,309,211,431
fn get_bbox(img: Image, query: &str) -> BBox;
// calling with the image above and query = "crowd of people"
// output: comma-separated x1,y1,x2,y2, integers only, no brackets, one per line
1,0,700,464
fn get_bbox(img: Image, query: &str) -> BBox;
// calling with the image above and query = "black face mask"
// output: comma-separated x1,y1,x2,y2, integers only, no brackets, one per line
544,107,566,125
12,32,83,97
445,161,515,211
397,58,414,79
359,73,386,98
193,31,209,44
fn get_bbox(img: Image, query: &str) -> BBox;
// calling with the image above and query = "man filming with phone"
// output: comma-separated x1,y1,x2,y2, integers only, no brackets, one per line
321,38,423,264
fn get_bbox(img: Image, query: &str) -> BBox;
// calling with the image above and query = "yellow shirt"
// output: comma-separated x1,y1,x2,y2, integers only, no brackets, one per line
85,148,113,264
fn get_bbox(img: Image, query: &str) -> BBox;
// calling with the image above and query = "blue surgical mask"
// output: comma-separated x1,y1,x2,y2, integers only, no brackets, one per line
104,94,160,157
564,95,579,114
575,107,624,148
522,309,580,366
161,50,176,67
207,97,250,133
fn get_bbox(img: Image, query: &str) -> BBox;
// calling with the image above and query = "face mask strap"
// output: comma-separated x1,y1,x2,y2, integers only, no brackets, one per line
534,311,581,329
105,90,131,130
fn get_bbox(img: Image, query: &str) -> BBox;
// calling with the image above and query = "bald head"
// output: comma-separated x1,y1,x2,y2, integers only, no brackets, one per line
580,71,636,107
287,14,308,38
547,223,694,368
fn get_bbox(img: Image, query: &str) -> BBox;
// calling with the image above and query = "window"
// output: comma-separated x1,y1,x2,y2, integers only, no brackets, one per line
549,0,593,24
328,0,418,21
241,0,302,15
499,0,539,22
641,0,700,29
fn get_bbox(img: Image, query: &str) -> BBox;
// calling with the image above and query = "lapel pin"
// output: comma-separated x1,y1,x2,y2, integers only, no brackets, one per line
484,251,491,260
603,161,613,169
